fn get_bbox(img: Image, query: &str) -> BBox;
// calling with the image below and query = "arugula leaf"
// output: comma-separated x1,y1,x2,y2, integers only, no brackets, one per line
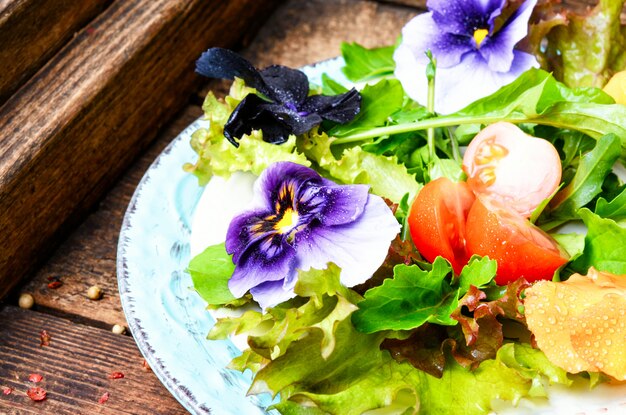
550,134,621,219
595,185,626,219
188,243,236,305
352,258,459,333
333,69,626,155
353,257,497,334
571,208,626,274
457,256,497,294
320,73,349,95
340,42,396,82
329,79,404,137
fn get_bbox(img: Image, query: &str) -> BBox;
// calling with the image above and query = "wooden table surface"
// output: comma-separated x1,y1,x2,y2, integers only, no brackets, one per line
0,1,421,413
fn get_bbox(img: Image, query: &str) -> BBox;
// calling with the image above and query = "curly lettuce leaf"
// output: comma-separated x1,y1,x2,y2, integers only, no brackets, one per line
298,129,421,203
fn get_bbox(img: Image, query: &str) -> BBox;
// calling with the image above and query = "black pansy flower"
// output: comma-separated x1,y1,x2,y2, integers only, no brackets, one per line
195,48,361,147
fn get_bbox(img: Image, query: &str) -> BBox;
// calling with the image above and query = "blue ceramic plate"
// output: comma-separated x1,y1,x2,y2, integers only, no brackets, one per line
117,58,349,415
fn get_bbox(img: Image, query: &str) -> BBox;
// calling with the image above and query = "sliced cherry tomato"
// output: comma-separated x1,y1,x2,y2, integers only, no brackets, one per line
462,122,562,218
465,199,568,285
408,177,475,274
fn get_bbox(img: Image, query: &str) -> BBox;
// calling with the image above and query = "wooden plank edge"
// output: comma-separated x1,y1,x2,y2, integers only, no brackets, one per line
0,0,282,300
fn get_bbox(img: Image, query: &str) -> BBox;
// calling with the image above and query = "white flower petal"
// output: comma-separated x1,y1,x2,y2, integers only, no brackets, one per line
294,195,400,287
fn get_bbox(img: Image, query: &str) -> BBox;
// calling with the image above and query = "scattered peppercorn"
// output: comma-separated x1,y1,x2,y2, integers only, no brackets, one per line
108,372,124,379
39,330,51,347
98,391,110,404
28,374,43,383
47,276,63,289
18,293,34,309
111,324,126,335
2,387,12,395
26,387,46,401
87,285,103,300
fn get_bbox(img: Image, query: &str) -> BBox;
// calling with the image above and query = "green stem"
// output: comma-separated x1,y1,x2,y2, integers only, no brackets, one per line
332,115,524,146
427,76,436,162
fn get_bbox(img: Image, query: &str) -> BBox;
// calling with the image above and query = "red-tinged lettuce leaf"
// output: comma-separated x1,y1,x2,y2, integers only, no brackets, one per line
381,324,449,379
530,0,626,88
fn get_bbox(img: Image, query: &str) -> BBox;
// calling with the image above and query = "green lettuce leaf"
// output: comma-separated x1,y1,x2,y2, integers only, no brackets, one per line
352,258,458,333
298,129,421,203
329,79,405,137
353,257,497,334
571,208,626,274
550,134,621,219
340,42,396,82
188,243,236,305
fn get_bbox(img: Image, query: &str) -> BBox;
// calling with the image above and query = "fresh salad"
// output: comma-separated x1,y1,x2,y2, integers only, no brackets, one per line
183,0,626,414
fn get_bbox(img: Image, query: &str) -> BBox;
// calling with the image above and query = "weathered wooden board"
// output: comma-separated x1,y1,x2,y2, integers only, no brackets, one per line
0,305,187,414
0,0,113,104
0,0,281,301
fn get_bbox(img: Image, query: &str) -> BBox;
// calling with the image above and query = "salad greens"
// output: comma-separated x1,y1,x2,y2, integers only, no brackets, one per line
185,1,626,413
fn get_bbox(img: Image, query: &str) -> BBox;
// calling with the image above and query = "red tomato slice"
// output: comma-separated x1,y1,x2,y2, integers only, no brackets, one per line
408,177,475,274
462,122,562,218
465,199,568,285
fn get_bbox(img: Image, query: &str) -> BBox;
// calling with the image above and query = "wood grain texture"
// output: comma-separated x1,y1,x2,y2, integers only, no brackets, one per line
0,0,281,301
240,0,417,69
0,0,113,105
0,305,187,414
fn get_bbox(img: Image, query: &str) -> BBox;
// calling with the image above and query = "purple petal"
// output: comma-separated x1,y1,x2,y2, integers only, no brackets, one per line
260,65,310,107
249,279,297,309
253,162,322,212
225,209,271,264
297,184,370,226
195,48,272,98
294,195,400,287
429,0,505,35
398,13,473,68
300,88,362,124
228,235,297,298
479,0,538,72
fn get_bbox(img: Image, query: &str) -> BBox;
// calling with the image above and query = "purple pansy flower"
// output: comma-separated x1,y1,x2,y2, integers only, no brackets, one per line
225,162,400,309
394,0,539,114
196,48,361,147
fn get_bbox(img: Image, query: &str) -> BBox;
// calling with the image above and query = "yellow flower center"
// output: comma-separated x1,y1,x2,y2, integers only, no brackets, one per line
473,28,489,47
275,208,299,234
